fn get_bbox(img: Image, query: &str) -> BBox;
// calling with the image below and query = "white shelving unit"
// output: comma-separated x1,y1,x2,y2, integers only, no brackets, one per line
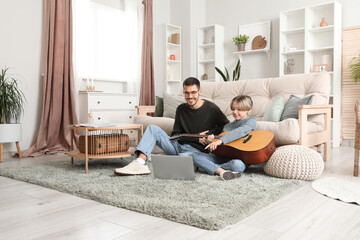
233,21,272,62
196,24,224,82
279,1,342,147
165,24,182,94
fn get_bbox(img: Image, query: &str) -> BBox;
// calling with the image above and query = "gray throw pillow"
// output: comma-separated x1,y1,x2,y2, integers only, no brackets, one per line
280,95,314,120
262,95,285,122
163,93,185,119
155,96,164,117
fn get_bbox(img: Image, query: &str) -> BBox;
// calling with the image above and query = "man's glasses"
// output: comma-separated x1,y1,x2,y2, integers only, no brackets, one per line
183,90,199,96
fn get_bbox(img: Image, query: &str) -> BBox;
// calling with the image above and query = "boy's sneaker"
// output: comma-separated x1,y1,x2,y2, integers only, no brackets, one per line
114,160,151,176
219,171,242,180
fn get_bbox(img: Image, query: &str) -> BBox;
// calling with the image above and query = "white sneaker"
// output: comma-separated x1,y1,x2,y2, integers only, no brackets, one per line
219,171,242,181
114,160,151,176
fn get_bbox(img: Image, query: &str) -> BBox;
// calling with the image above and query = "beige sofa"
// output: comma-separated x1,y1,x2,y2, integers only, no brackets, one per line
134,73,332,161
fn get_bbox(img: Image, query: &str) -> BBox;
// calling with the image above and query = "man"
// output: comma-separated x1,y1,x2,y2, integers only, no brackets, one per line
114,77,229,176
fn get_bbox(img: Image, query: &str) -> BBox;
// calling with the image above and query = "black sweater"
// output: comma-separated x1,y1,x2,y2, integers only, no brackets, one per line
171,100,229,152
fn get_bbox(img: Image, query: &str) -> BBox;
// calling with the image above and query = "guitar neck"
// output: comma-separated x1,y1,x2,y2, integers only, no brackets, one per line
176,134,220,139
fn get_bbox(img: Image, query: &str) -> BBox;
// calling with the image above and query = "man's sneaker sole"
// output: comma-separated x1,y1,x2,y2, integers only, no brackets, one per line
114,170,151,176
221,171,242,180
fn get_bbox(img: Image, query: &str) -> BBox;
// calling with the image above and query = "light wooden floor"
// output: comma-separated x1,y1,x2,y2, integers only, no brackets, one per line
0,146,359,240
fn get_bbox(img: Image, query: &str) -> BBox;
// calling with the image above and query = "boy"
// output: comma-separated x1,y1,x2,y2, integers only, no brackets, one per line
191,95,256,180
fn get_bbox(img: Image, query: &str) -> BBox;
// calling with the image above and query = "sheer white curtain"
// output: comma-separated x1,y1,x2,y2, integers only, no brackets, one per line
73,0,143,93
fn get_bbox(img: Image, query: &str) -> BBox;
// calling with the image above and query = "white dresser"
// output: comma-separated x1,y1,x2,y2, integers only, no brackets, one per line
79,92,139,146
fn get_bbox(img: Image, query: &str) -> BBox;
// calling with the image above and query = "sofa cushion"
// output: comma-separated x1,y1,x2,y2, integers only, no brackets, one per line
134,115,174,136
280,95,314,121
155,96,164,117
257,119,299,145
262,95,284,122
163,93,185,119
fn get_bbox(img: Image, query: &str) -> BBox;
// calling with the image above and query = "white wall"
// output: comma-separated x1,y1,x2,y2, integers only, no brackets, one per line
205,0,360,79
0,0,43,152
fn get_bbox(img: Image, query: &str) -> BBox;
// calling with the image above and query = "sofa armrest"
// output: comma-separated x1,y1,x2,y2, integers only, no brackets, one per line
136,105,156,115
298,104,332,161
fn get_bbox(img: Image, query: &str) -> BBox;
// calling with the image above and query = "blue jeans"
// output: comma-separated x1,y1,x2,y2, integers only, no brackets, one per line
191,152,247,175
135,125,202,159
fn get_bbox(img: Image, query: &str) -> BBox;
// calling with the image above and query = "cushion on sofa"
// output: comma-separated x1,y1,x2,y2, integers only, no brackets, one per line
134,115,174,136
155,96,164,117
257,118,299,145
163,93,185,119
262,95,285,122
280,94,313,121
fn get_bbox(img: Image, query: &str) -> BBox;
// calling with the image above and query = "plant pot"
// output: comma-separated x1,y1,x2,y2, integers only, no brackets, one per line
0,124,22,143
237,43,246,51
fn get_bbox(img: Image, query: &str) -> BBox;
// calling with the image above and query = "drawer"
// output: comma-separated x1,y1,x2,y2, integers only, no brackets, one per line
88,95,137,110
92,110,136,124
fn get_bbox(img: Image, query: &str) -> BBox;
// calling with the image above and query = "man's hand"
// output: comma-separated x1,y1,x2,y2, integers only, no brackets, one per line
198,130,209,145
205,140,223,151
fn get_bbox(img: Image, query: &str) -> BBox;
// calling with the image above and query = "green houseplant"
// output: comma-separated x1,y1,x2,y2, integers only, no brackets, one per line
349,54,360,83
0,68,25,124
215,60,241,82
0,67,25,151
233,34,249,51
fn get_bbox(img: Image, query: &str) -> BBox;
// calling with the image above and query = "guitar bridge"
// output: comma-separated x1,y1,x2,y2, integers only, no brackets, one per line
243,134,252,143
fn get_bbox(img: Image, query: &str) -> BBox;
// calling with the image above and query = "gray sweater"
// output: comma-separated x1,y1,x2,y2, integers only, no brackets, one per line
219,117,257,144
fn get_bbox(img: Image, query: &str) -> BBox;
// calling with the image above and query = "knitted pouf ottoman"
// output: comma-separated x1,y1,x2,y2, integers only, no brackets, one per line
264,145,324,180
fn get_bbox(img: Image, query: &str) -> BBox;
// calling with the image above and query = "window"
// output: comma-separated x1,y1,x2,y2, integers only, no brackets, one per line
73,0,143,92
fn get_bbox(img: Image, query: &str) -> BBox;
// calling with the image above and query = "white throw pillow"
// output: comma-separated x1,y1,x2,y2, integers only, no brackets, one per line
262,95,285,122
163,93,185,119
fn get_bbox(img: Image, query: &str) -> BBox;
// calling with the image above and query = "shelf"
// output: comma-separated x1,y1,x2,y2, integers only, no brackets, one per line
167,60,181,63
198,43,215,48
167,42,181,48
67,150,133,159
165,23,182,94
281,27,305,34
281,50,305,55
234,49,272,61
198,59,215,64
309,25,334,33
197,24,224,82
279,1,341,147
308,46,334,53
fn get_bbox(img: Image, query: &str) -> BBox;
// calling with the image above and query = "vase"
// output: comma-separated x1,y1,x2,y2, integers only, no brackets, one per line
237,43,246,52
320,18,327,27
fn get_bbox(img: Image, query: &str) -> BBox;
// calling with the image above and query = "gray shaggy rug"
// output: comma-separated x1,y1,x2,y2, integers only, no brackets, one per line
0,157,307,230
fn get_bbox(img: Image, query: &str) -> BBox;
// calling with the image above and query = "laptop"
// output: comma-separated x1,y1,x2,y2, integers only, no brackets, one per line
151,155,195,180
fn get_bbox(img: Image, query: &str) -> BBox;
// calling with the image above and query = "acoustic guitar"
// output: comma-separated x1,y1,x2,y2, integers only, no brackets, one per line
170,130,276,165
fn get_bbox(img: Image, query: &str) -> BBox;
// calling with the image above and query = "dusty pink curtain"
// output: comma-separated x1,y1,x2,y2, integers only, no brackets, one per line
139,0,155,106
21,0,78,157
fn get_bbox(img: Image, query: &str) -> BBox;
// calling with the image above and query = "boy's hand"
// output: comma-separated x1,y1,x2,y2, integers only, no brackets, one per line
205,140,223,151
198,130,209,145
206,134,215,144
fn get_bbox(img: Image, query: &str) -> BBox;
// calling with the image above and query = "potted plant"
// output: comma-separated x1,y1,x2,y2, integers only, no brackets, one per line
215,60,241,82
349,54,360,83
0,67,25,156
233,34,249,51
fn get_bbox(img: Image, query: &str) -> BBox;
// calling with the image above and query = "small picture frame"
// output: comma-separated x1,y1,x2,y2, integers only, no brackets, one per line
312,64,328,72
